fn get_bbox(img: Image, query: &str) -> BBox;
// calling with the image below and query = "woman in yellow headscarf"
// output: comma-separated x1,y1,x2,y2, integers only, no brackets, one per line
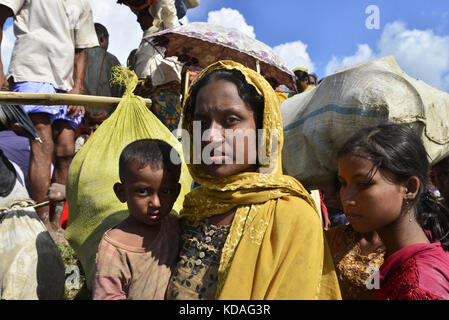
166,60,341,300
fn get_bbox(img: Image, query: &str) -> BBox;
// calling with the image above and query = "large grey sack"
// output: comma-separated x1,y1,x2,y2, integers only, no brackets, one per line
281,55,449,190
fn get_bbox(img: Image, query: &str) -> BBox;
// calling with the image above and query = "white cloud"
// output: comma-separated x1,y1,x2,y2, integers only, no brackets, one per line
1,20,15,74
325,44,375,75
206,8,255,39
325,21,449,92
88,0,142,66
273,40,315,73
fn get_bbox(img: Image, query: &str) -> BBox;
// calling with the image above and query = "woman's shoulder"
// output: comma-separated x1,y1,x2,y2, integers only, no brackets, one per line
275,195,322,227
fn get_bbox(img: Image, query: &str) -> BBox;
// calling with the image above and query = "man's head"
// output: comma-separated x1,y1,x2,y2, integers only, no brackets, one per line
293,67,309,93
95,23,109,50
114,139,181,226
432,156,449,207
83,107,113,139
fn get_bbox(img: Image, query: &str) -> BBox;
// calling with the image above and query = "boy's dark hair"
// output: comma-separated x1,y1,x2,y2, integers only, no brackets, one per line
85,106,114,117
119,139,181,183
188,68,265,130
338,123,449,251
94,23,109,39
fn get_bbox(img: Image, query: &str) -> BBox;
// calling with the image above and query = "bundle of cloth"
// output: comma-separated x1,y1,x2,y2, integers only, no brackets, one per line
0,149,65,300
281,55,449,191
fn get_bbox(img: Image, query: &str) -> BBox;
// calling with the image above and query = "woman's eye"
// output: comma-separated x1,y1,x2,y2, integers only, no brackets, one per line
357,181,371,187
226,116,240,124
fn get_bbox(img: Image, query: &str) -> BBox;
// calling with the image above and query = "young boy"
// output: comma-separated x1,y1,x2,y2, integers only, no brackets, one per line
92,139,181,300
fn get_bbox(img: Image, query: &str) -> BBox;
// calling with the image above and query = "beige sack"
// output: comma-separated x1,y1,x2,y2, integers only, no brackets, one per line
281,55,449,190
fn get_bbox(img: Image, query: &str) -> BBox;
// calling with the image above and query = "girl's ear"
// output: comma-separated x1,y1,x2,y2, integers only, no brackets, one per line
113,182,126,203
404,176,420,201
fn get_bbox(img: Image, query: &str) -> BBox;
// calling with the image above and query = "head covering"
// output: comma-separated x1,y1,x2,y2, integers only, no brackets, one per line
293,66,309,73
180,60,341,299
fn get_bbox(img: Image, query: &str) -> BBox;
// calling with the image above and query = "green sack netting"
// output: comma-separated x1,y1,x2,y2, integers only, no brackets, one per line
65,66,192,290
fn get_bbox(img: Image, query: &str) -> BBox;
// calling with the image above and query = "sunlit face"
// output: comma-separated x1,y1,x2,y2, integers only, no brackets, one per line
114,163,180,226
338,154,407,233
193,79,258,178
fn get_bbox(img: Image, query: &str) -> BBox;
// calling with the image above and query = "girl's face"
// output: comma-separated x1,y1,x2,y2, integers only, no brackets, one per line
193,79,258,178
338,154,408,233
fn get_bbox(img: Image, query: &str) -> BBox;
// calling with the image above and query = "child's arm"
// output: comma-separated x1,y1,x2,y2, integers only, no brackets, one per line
92,236,130,300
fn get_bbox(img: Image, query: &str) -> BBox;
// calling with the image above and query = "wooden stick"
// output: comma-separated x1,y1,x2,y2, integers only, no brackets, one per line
0,91,152,108
33,201,50,209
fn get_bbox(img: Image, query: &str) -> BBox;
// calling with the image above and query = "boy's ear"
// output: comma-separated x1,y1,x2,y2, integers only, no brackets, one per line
113,182,126,203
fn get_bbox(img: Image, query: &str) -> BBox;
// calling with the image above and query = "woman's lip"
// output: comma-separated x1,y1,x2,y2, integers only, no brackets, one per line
346,215,363,222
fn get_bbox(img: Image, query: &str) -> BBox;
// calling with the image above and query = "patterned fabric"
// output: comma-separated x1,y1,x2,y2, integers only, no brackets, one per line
326,225,386,300
176,60,341,299
136,80,181,132
145,22,297,91
166,219,231,300
92,214,180,300
375,241,449,300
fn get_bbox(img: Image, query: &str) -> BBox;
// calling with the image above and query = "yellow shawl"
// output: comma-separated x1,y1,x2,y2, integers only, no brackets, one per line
180,60,341,299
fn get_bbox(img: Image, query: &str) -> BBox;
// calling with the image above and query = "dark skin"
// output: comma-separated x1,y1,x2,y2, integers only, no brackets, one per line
0,4,86,241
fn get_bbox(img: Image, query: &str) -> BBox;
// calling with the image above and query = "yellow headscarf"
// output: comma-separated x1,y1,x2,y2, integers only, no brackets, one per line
180,60,341,299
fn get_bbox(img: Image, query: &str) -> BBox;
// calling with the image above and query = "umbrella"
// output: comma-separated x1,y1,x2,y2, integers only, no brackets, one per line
116,0,156,10
145,22,298,92
0,104,42,142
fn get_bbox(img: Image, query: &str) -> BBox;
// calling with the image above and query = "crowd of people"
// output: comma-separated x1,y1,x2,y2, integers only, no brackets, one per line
1,0,449,301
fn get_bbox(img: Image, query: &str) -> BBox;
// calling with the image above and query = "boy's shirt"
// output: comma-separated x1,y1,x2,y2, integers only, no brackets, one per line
92,213,179,300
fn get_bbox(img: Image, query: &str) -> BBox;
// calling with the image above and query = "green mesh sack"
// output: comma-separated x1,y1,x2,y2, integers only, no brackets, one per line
65,66,192,290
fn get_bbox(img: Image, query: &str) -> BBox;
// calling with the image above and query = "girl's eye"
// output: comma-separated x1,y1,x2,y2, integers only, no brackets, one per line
357,181,372,187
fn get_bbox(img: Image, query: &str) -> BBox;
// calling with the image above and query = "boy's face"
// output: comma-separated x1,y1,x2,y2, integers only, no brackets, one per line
114,163,181,226
84,111,108,139
432,161,449,205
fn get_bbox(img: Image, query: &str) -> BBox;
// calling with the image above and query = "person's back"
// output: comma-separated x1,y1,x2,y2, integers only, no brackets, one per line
92,139,181,300
84,23,123,98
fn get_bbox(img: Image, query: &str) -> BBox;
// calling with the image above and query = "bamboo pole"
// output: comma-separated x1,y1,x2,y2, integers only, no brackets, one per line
0,91,152,108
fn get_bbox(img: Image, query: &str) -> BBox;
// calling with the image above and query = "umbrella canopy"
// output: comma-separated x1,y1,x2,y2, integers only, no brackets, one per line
145,22,297,92
116,0,156,10
0,104,41,142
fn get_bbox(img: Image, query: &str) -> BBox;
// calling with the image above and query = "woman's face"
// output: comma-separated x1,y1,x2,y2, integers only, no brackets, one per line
338,154,407,233
193,79,258,178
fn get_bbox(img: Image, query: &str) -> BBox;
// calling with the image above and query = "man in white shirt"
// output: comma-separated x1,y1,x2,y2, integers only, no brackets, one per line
0,0,98,242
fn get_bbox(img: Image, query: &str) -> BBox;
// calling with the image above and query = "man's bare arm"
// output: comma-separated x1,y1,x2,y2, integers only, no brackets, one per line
66,48,86,118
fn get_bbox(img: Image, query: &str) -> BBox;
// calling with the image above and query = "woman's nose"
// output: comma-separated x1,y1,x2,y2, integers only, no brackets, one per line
340,187,357,206
206,121,224,143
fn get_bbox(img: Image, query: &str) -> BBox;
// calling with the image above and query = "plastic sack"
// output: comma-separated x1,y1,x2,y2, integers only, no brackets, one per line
281,55,449,191
0,161,65,300
65,66,192,290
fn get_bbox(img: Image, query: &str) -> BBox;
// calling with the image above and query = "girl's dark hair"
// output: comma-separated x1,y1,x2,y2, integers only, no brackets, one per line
338,123,449,250
188,68,265,129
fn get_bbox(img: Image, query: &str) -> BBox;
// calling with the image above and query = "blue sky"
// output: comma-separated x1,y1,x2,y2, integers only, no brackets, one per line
2,0,449,92
183,0,449,91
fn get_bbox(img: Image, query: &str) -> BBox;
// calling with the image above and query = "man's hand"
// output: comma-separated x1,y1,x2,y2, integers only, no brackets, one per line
45,182,66,202
0,68,9,90
66,86,85,118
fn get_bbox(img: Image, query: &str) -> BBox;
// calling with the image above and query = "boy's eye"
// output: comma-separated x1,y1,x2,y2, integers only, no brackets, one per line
161,188,172,195
137,188,148,195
